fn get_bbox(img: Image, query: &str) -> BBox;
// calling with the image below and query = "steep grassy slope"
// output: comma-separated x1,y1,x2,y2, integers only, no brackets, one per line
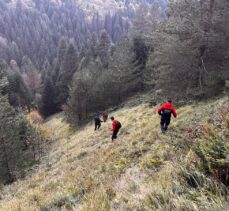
0,96,228,210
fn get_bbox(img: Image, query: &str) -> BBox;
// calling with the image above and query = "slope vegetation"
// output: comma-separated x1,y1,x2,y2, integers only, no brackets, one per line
0,96,228,210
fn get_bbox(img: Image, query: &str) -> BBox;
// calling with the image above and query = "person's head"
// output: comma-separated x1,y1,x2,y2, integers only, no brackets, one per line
111,116,114,121
168,99,172,103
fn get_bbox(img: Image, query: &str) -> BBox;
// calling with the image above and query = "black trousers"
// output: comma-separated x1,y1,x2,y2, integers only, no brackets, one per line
112,130,119,141
95,123,101,131
160,118,171,132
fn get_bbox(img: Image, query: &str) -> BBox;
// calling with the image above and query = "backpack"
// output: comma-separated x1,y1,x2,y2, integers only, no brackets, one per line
162,109,172,119
116,120,122,130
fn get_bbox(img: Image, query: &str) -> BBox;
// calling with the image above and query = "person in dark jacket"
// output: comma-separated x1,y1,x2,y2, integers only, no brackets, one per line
111,116,121,141
94,114,102,131
158,100,177,133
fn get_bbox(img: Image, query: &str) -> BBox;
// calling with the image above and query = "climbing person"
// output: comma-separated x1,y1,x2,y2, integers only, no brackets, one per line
111,116,122,141
158,99,177,133
94,114,103,131
102,112,108,122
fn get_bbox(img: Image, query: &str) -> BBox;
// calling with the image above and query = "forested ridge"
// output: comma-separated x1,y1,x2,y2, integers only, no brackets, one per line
0,0,130,70
0,0,168,184
0,0,228,209
0,0,166,70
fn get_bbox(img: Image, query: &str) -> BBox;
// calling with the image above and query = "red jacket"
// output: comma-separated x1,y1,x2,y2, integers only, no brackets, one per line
158,102,177,118
112,120,118,131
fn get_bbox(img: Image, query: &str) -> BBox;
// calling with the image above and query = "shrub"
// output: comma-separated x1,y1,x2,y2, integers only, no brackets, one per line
27,111,44,124
193,127,229,187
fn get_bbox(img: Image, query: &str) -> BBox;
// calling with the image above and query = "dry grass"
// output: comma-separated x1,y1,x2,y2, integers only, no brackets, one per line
0,96,228,210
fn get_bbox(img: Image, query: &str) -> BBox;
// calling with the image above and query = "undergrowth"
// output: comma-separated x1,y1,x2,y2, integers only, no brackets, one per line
0,96,228,211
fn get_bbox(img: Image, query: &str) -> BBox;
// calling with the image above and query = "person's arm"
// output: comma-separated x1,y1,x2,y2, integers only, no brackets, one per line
158,104,165,115
172,108,177,118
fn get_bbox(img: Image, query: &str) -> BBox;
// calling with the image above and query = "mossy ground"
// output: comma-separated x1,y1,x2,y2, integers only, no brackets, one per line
0,96,228,211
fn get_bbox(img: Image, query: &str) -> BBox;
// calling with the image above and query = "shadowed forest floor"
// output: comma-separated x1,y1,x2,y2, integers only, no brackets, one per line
0,96,228,211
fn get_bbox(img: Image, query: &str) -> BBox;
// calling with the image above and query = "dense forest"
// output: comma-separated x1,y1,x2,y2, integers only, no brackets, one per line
0,0,167,113
63,0,229,124
0,60,43,184
0,0,228,185
0,0,167,70
0,0,130,70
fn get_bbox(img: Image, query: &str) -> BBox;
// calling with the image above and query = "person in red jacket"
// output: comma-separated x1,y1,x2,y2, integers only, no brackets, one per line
158,99,177,133
111,116,122,141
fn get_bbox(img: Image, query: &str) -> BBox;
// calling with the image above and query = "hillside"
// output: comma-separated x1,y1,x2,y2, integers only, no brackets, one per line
76,0,167,15
7,0,166,13
0,95,228,210
7,0,121,12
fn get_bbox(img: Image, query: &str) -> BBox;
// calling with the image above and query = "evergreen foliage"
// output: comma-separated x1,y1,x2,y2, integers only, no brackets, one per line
0,0,135,71
65,36,147,125
98,31,111,67
0,1,228,208
147,0,229,98
55,42,79,108
0,61,41,184
64,0,229,126
40,76,56,117
7,71,32,109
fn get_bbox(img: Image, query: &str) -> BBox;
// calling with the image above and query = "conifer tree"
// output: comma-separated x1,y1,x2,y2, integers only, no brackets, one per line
51,58,60,86
8,71,32,109
150,0,229,97
0,94,16,184
98,31,111,67
90,33,98,58
22,62,41,99
57,38,67,64
65,55,104,125
133,4,150,34
56,42,78,108
40,76,56,117
65,74,88,125
0,61,36,184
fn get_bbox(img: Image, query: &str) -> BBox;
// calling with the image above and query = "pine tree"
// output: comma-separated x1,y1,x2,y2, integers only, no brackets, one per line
0,94,16,184
65,74,88,125
51,58,60,85
133,4,150,34
40,76,56,117
108,37,139,102
150,0,229,97
104,13,112,36
90,33,98,58
8,71,32,109
57,38,67,64
56,42,78,108
98,31,111,67
22,62,41,99
0,61,36,184
65,54,104,125
133,36,149,67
